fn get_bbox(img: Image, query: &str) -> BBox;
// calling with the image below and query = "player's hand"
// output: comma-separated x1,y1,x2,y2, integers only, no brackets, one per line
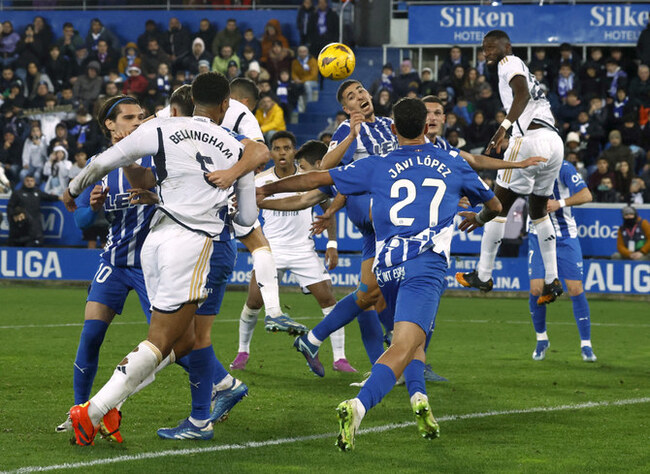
128,188,159,205
458,196,471,209
89,185,109,211
62,188,78,212
325,247,338,270
518,156,548,168
349,112,364,139
311,213,332,235
206,170,236,190
112,128,135,143
486,126,507,155
457,211,482,233
547,199,561,213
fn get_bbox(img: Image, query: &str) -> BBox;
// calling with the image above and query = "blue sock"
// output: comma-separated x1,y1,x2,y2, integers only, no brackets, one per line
377,307,393,333
357,310,384,364
176,354,191,373
212,349,229,385
73,320,109,404
529,293,547,334
189,346,216,420
403,359,426,398
571,292,591,341
357,363,397,412
312,292,362,342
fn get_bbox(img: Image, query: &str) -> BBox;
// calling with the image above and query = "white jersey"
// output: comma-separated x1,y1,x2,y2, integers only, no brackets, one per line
69,115,244,238
255,167,314,251
497,55,557,137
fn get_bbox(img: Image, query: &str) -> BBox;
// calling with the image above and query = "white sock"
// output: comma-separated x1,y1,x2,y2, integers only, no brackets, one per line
536,331,549,341
477,217,507,282
88,341,162,425
125,349,176,403
410,391,428,405
238,305,261,353
215,373,234,392
252,247,282,317
533,215,559,283
188,416,209,427
324,304,346,361
581,339,592,348
352,397,366,423
307,330,323,347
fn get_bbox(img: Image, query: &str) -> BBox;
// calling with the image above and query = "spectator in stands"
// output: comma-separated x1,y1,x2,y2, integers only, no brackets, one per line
593,176,620,203
604,58,628,99
88,39,118,78
177,38,212,77
626,177,650,204
212,44,239,76
7,174,60,246
391,59,420,99
611,47,636,78
123,66,148,99
464,110,493,153
66,106,101,156
275,69,303,116
240,46,256,76
1,66,20,93
566,150,588,181
475,50,487,77
612,206,650,260
256,93,286,143
588,96,610,129
565,131,584,158
265,40,292,84
614,160,634,196
69,45,89,82
557,90,582,132
0,129,22,186
141,38,170,80
571,110,605,167
245,60,269,84
297,0,314,46
638,18,650,65
45,45,70,92
261,19,289,64
43,145,71,195
437,88,453,113
307,0,339,59
26,94,67,141
443,111,463,137
419,67,436,98
291,45,318,103
369,62,394,98
319,132,332,146
558,42,580,71
20,124,47,185
24,62,53,102
197,59,210,76
57,84,78,109
438,45,468,83
68,149,86,180
462,67,480,103
0,81,25,120
445,129,466,150
580,65,605,100
241,28,261,60
319,109,347,137
1,21,21,68
589,158,616,191
474,83,500,122
555,62,579,103
137,19,164,54
226,60,240,82
629,64,650,108
117,42,141,76
164,17,192,63
73,61,102,109
15,25,44,75
85,18,120,54
621,114,643,149
195,18,216,52
442,64,465,100
212,18,242,58
600,129,635,172
610,87,634,127
452,97,472,126
49,122,71,155
529,47,554,84
56,23,84,61
153,62,172,99
32,16,52,63
372,88,392,118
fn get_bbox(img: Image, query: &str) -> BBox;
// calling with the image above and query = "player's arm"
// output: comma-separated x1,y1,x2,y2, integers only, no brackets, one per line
547,187,592,213
233,171,258,227
73,184,108,229
457,195,502,233
259,189,328,211
319,113,363,170
257,170,334,204
321,199,339,270
205,138,270,190
123,164,157,189
312,192,346,235
486,75,529,154
460,149,547,171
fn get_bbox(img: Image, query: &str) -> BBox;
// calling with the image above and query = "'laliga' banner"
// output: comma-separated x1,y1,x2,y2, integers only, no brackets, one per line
409,4,650,45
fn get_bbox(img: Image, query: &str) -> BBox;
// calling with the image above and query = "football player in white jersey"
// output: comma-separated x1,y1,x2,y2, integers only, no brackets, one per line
456,30,565,305
61,72,267,447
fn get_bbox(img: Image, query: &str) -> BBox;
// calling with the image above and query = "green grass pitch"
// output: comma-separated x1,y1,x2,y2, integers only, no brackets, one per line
0,284,649,473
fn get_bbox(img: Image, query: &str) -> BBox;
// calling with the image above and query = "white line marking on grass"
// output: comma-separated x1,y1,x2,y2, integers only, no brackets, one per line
5,397,649,474
445,320,650,328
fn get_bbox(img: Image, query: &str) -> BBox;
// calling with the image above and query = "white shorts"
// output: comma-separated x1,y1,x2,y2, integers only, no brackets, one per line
496,128,563,196
233,219,260,239
141,216,213,313
273,245,330,290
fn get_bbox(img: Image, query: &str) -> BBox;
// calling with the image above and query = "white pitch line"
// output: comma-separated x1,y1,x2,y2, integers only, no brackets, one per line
4,397,649,474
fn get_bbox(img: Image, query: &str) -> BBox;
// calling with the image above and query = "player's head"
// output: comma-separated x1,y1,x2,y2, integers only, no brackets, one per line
97,95,144,143
169,84,193,117
422,95,445,140
482,30,511,65
269,131,297,170
337,80,374,118
391,98,428,141
191,71,230,124
230,77,260,112
295,139,328,172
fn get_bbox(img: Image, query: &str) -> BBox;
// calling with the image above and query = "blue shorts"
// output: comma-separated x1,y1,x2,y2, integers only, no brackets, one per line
197,240,237,316
528,234,584,281
374,250,448,336
361,229,376,261
87,259,151,322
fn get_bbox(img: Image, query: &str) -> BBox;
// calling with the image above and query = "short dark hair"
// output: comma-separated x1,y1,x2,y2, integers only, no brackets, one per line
97,95,139,138
295,140,328,165
392,98,427,139
422,95,443,106
270,130,296,148
63,22,73,29
230,77,259,105
484,30,510,42
191,71,230,106
170,84,193,117
336,79,361,105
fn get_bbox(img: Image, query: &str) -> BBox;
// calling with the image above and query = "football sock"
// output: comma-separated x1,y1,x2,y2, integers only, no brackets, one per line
88,341,162,425
73,319,109,404
529,293,547,334
215,373,234,391
188,416,210,427
403,359,426,398
571,292,591,342
212,349,229,386
176,354,190,373
533,216,559,283
252,247,281,317
477,216,507,281
189,346,216,420
357,363,397,412
127,350,176,402
377,307,394,333
357,310,384,364
307,330,322,346
238,305,261,353
312,293,361,342
325,304,346,361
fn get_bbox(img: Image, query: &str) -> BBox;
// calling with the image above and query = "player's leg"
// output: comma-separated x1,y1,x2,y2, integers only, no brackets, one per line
231,271,264,370
528,233,550,360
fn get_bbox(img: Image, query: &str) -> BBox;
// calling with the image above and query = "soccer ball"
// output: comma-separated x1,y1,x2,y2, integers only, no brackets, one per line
318,43,356,81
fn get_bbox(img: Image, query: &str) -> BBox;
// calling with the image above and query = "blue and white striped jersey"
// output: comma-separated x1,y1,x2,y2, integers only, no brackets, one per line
431,136,460,154
76,156,156,269
329,116,398,165
528,161,586,239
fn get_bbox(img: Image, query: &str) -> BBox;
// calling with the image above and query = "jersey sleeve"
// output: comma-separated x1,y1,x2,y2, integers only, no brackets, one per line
560,162,587,195
221,126,248,143
499,57,527,85
236,112,264,142
329,157,376,196
318,184,337,197
329,122,357,166
155,105,171,118
459,160,495,207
